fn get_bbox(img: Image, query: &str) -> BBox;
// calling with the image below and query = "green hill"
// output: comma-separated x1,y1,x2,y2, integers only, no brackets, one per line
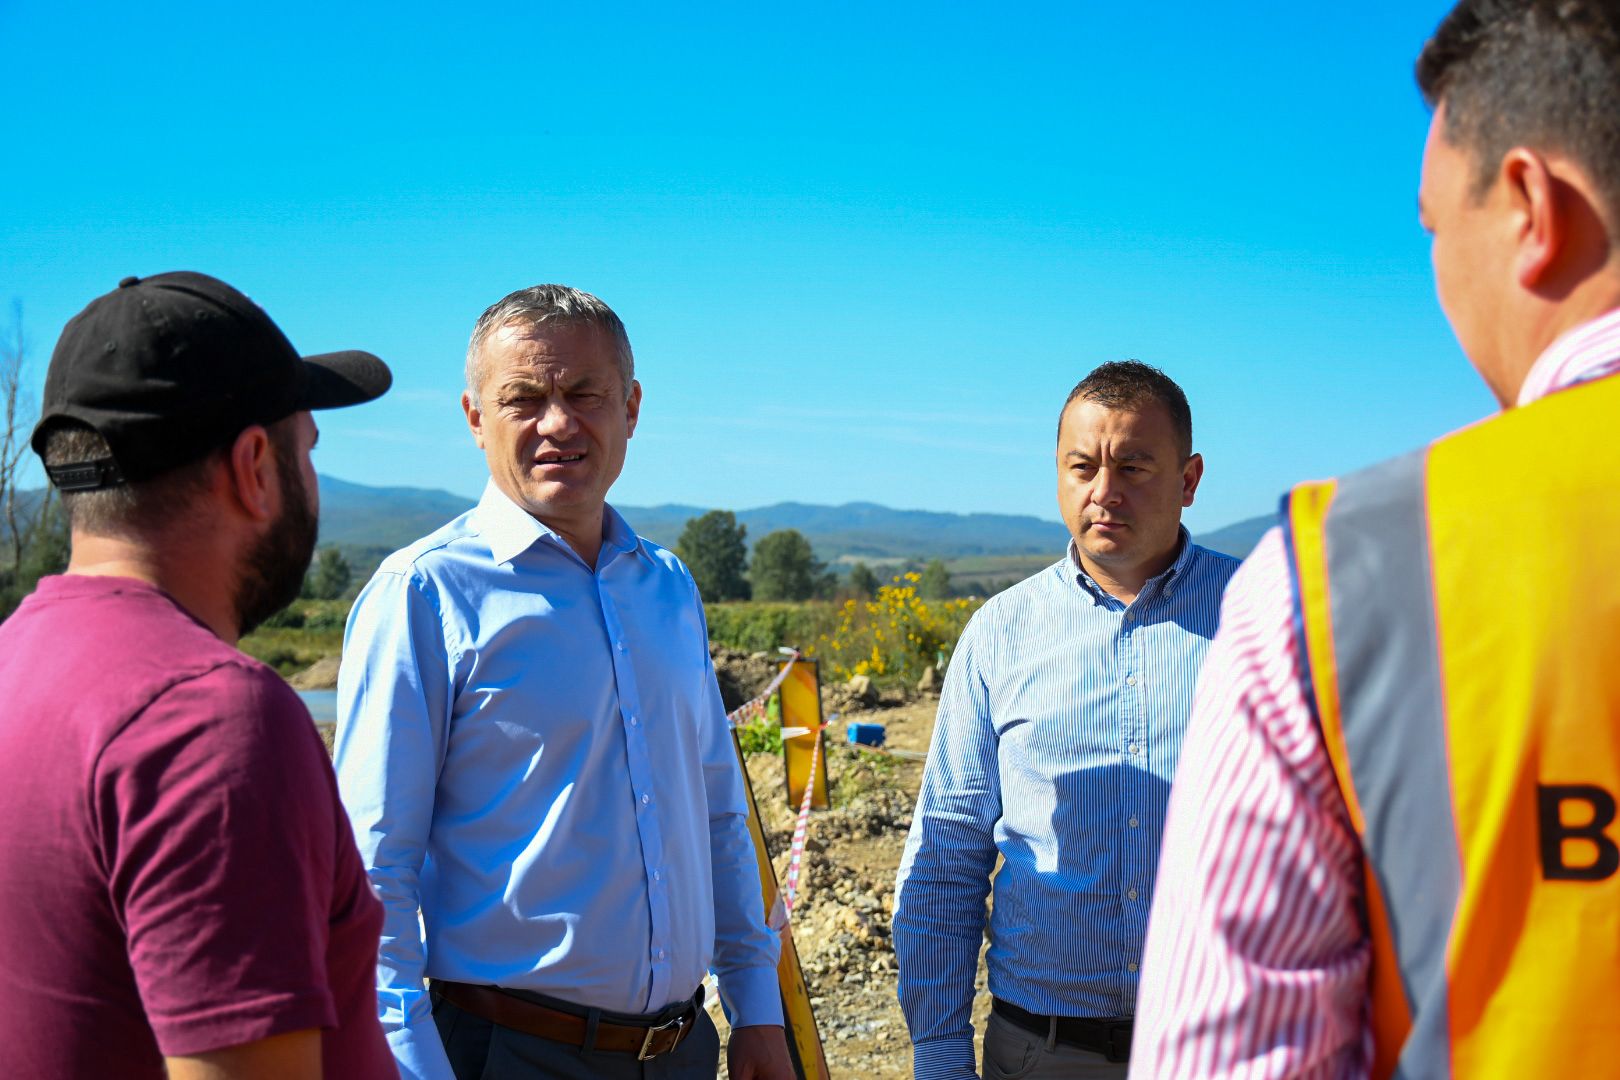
10,478,1276,577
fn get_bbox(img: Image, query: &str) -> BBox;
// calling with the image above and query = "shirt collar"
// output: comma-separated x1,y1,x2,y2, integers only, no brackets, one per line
473,480,647,567
1515,306,1620,406
1066,525,1195,605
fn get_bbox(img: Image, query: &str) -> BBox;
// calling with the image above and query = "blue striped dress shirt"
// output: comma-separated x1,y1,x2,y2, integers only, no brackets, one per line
893,533,1238,1079
334,482,780,1080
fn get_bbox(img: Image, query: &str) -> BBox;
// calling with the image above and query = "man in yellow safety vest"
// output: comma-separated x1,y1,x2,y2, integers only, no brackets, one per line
1132,2,1620,1076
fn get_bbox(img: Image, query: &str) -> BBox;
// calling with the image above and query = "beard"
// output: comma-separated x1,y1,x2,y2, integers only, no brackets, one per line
234,439,319,637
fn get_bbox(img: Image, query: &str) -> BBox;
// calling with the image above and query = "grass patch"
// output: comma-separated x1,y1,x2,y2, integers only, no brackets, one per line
240,599,350,675
831,744,903,805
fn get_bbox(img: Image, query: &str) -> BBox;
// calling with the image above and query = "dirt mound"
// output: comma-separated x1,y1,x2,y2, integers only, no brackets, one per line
288,655,341,690
709,647,788,712
710,646,919,716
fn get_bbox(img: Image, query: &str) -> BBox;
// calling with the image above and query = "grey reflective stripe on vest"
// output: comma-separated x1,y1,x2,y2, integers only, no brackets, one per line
1321,447,1460,1080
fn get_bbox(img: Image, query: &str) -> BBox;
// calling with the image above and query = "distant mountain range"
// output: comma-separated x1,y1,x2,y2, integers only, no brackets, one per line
1193,513,1277,560
3,476,1273,568
315,476,1275,563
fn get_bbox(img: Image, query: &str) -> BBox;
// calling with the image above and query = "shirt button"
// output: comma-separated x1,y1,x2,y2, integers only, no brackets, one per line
629,715,639,726
1127,887,1139,901
1128,743,1140,756
616,641,627,652
1128,962,1139,973
1128,816,1140,828
641,793,651,805
657,949,666,960
653,869,661,881
1125,674,1137,686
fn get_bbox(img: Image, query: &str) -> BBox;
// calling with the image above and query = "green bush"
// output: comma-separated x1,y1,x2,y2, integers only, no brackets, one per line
258,598,350,634
251,644,306,674
809,575,980,685
305,606,347,632
705,602,831,654
241,597,353,675
262,606,306,629
735,696,784,757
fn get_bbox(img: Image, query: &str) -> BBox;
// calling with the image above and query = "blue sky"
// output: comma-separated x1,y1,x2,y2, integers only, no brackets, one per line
2,0,1487,533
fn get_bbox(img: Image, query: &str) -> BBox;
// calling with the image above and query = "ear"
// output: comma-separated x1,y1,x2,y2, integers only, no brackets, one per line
1181,452,1205,507
625,379,643,439
1503,148,1562,288
462,391,487,450
226,426,278,524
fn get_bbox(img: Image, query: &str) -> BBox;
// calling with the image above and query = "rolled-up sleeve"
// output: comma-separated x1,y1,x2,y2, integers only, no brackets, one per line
335,568,458,1080
893,616,1001,1080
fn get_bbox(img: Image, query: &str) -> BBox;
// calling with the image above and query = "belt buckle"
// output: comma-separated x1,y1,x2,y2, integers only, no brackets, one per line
637,1011,691,1061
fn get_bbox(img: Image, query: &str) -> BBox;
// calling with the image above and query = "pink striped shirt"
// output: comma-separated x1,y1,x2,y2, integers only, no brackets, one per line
1131,307,1620,1079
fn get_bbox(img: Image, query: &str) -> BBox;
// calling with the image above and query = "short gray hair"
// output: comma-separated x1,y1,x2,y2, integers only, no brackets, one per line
464,285,635,407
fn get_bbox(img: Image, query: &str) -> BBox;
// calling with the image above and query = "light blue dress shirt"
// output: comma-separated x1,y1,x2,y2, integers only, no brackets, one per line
892,534,1238,1080
335,482,781,1080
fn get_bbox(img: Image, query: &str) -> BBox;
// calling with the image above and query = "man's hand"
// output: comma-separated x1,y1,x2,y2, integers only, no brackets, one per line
727,1023,794,1080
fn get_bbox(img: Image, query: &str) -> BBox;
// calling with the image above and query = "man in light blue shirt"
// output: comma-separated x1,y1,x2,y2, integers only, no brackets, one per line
893,362,1239,1080
335,285,791,1080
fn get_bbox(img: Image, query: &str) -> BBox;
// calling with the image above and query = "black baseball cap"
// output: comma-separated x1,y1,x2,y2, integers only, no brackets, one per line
32,271,392,491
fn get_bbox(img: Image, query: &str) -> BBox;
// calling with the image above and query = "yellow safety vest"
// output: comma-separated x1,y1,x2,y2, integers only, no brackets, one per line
1284,373,1620,1079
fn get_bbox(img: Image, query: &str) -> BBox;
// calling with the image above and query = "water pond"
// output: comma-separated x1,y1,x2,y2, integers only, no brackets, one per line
296,689,337,724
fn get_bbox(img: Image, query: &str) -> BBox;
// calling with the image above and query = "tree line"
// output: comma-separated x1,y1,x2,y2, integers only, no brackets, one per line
0,304,68,620
674,509,957,604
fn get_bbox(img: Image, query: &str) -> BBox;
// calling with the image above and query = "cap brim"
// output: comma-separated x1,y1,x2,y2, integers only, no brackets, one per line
298,350,392,410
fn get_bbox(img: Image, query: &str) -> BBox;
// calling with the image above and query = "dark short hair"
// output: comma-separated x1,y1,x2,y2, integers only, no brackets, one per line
1417,0,1620,219
1058,361,1193,457
45,419,299,537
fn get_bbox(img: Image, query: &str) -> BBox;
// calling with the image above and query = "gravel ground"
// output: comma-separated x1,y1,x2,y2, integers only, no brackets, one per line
710,692,994,1079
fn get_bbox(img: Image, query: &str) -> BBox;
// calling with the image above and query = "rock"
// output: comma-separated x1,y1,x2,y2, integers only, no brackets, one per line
877,686,908,707
288,655,341,690
846,674,876,704
916,665,939,693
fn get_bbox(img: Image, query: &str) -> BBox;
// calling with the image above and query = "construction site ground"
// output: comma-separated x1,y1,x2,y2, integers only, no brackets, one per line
708,685,992,1078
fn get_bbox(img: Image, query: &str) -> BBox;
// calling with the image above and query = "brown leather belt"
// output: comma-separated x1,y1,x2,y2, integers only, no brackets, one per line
433,980,699,1060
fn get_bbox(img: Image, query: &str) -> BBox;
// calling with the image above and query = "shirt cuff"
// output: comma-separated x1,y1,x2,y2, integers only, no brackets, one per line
388,1017,458,1080
912,1035,979,1080
719,963,785,1028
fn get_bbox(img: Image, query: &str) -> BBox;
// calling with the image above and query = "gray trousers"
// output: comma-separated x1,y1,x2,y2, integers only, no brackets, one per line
981,1011,1129,1080
432,988,721,1080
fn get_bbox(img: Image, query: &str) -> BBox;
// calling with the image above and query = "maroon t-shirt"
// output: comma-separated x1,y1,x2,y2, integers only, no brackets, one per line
0,575,392,1078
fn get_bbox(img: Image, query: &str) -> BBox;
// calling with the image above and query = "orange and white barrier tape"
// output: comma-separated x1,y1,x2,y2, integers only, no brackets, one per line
782,720,829,913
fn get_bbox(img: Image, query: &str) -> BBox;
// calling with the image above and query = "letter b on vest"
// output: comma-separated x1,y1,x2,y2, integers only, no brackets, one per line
1538,784,1620,881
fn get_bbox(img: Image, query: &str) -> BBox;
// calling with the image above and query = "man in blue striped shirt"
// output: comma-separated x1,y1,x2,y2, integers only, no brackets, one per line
893,362,1239,1079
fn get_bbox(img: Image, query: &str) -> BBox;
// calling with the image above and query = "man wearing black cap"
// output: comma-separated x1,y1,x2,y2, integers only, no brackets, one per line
0,272,396,1079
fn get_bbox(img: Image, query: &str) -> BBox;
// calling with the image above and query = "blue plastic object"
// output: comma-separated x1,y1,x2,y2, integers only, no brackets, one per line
846,722,887,748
